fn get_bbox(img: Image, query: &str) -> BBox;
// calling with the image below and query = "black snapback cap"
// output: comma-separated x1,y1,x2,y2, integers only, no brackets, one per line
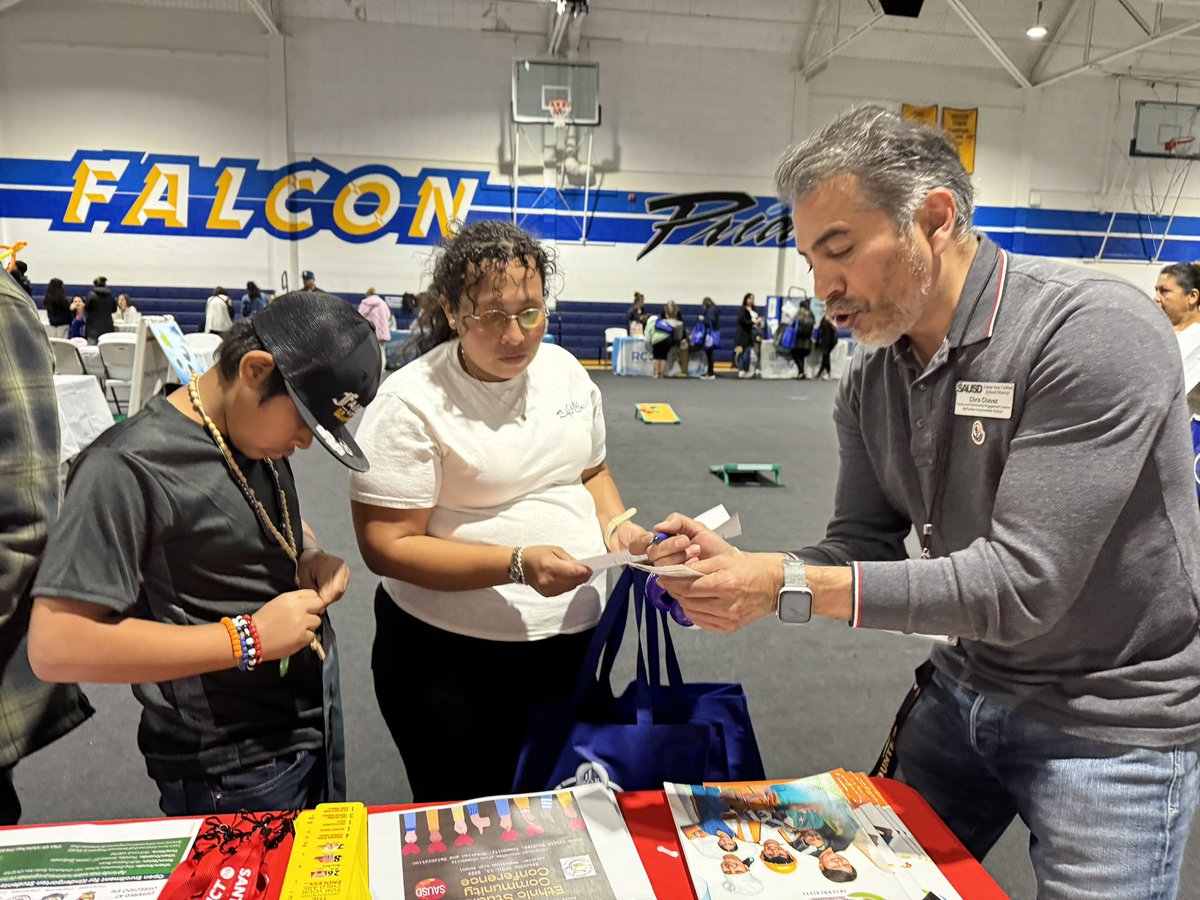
251,291,381,471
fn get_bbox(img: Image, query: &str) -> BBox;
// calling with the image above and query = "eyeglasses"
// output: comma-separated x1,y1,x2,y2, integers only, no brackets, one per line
462,305,546,332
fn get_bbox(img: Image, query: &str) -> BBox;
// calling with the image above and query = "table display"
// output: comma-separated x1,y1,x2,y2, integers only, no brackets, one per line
54,373,114,462
612,335,706,377
0,778,1003,900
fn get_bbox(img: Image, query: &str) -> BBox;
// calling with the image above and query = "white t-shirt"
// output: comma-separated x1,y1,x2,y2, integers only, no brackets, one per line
204,294,233,333
350,339,609,641
1176,323,1200,416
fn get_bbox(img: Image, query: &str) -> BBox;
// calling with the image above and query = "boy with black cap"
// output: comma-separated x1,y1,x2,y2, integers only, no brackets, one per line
29,291,381,815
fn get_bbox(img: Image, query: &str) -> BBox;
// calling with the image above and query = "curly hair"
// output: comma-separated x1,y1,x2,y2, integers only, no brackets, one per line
409,220,556,356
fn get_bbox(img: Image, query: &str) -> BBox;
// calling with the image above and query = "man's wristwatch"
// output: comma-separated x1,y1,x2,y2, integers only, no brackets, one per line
776,558,813,624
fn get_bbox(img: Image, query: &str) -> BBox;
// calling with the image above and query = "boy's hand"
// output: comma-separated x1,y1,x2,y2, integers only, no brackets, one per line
298,548,350,605
254,589,329,660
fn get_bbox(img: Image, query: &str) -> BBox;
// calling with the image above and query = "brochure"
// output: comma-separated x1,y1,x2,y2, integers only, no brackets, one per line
666,772,957,899
367,783,655,899
0,818,201,898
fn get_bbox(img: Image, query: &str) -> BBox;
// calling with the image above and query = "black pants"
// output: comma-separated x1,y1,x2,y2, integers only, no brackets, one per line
372,587,594,803
703,347,715,375
790,347,809,377
0,767,19,825
818,351,832,376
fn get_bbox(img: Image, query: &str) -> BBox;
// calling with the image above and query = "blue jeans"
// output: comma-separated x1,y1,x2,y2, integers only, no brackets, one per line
156,748,324,816
895,667,1200,900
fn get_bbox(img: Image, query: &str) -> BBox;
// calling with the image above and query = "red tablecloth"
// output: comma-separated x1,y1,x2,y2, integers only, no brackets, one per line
610,778,1007,899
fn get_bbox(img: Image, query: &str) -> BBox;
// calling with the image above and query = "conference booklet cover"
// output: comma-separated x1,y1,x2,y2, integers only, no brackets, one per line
367,783,655,899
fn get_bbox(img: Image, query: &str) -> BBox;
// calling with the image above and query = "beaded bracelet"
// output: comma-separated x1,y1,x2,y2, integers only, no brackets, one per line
221,616,242,664
604,507,637,548
232,615,259,672
244,615,263,666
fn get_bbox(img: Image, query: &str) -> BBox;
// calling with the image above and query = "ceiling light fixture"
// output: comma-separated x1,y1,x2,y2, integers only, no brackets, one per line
1026,1,1048,39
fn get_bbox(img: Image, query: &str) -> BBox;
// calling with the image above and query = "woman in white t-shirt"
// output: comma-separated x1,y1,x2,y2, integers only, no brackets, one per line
350,221,647,801
1154,262,1200,415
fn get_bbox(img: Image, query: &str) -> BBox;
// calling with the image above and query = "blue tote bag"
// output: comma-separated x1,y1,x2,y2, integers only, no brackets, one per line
512,568,766,793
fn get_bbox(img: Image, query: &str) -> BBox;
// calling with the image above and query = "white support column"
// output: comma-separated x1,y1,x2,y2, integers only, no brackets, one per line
776,71,810,297
264,33,298,293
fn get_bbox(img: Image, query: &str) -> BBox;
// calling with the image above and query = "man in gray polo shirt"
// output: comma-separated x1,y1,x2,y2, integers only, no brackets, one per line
643,106,1200,899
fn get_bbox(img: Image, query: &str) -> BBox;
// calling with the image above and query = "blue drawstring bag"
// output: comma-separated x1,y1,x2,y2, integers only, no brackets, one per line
689,322,707,348
779,319,799,350
512,568,766,793
1191,417,1200,505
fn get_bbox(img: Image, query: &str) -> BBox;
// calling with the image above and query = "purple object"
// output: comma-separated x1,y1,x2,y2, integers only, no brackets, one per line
646,574,694,627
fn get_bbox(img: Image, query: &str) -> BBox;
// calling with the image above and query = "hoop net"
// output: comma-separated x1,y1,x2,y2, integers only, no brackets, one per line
1165,136,1196,154
548,98,572,129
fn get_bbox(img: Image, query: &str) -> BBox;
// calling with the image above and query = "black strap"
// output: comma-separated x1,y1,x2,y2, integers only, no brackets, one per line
869,660,936,778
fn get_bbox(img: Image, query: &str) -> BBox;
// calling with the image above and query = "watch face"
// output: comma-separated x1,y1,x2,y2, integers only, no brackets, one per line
778,588,813,625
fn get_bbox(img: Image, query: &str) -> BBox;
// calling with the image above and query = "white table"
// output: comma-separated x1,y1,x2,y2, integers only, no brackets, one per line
115,322,139,333
54,374,114,463
611,335,706,377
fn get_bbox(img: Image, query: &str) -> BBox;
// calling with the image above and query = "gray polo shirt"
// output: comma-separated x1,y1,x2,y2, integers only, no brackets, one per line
799,235,1200,749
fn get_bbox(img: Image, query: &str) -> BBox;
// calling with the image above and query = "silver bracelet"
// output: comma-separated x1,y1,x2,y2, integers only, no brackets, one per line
509,546,526,584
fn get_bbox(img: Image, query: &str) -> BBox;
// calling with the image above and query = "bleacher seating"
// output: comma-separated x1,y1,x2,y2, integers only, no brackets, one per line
29,286,745,364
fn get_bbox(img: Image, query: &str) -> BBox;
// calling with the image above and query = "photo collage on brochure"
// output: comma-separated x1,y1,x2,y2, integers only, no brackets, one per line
666,770,962,900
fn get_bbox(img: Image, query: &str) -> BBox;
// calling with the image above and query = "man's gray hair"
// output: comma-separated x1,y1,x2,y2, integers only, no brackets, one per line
775,105,974,241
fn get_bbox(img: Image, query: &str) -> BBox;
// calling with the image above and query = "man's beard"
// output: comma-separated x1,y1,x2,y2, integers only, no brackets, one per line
852,233,932,348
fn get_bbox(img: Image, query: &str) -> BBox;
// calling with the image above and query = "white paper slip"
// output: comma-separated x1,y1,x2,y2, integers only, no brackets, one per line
577,505,743,574
628,561,704,578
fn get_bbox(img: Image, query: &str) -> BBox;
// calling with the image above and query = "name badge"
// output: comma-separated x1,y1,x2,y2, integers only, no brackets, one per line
954,380,1015,419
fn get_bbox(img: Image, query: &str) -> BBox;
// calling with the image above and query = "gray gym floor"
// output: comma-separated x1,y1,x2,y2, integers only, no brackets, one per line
15,370,1200,898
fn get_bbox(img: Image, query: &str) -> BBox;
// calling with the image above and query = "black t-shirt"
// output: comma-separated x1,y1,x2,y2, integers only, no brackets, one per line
33,395,325,781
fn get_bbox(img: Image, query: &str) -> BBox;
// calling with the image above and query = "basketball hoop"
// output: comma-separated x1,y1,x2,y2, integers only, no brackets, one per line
1165,136,1195,154
548,98,572,129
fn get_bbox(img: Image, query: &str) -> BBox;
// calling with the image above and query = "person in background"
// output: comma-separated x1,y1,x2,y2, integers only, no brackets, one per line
814,312,838,380
664,300,689,377
241,281,268,319
1154,262,1200,418
67,297,87,340
626,291,649,335
84,276,116,344
699,297,720,380
10,260,33,298
349,220,646,802
29,292,382,817
43,278,72,338
0,266,93,824
358,287,392,371
733,293,761,379
205,287,234,335
302,270,318,293
642,105,1200,900
646,301,682,379
113,294,139,325
790,298,816,379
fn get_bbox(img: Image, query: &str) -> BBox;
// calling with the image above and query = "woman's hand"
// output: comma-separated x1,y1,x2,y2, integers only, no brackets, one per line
521,545,592,597
608,520,652,554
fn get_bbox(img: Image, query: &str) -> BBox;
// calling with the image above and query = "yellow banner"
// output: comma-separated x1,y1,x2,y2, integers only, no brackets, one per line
941,106,978,174
901,103,938,126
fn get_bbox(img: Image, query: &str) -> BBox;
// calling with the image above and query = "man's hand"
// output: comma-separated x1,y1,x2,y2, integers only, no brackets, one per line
628,512,736,563
656,552,786,633
298,548,351,606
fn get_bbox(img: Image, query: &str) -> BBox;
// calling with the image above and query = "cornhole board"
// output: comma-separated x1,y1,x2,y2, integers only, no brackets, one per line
709,463,782,486
635,402,681,424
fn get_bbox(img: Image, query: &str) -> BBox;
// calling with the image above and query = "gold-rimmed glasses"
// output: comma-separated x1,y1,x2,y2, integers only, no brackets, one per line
462,305,546,333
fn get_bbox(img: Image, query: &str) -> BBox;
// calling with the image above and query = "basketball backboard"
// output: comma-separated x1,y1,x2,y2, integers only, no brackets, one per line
512,59,600,126
1131,100,1200,160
